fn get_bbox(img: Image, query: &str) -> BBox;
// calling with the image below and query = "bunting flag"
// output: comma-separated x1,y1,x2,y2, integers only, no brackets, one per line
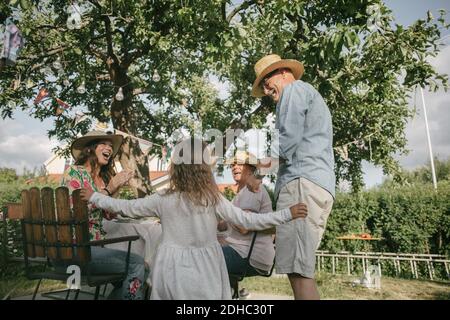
55,98,71,115
56,98,70,110
33,88,49,104
55,106,64,116
71,111,88,128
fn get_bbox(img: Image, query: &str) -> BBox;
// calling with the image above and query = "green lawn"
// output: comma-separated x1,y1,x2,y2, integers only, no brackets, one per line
241,272,450,300
2,262,449,300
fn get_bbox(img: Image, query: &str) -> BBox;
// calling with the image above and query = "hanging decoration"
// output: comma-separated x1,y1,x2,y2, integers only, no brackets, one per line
1,18,25,66
66,4,83,30
56,98,70,110
115,87,124,101
32,87,74,116
77,81,86,94
33,88,49,104
52,58,63,70
26,78,34,89
70,111,88,128
152,69,161,82
55,106,64,116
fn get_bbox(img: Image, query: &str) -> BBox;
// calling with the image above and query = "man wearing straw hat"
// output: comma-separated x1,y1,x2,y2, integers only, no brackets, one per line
251,54,335,300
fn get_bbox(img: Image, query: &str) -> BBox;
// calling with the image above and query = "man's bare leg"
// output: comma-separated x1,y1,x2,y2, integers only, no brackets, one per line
288,273,320,300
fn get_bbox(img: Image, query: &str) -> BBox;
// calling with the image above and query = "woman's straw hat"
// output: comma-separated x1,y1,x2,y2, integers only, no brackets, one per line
71,130,123,161
251,54,304,97
224,150,259,167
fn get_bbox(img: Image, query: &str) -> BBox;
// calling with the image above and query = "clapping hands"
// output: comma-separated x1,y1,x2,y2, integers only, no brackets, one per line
106,169,134,194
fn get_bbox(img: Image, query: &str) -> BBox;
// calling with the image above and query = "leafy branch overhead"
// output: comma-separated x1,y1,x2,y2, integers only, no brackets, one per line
0,0,448,192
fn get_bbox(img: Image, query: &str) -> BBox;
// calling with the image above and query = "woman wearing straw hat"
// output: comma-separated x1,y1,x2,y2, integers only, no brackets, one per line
61,130,147,299
250,54,336,300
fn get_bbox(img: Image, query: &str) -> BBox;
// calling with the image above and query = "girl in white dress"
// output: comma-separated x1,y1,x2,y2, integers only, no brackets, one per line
81,138,307,300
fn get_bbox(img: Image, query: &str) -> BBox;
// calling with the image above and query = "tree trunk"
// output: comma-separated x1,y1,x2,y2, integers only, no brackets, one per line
117,136,152,198
110,69,152,198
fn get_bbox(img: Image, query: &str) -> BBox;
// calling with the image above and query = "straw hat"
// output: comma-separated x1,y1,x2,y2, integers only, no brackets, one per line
71,130,123,161
224,150,259,167
251,54,304,97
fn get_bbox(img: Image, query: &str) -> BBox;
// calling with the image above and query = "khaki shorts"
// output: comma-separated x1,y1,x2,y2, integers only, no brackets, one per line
275,177,333,278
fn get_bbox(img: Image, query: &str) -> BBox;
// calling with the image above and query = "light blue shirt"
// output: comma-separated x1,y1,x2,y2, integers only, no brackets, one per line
273,80,336,199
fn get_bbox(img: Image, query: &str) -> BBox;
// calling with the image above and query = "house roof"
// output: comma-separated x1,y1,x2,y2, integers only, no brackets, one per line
150,171,169,181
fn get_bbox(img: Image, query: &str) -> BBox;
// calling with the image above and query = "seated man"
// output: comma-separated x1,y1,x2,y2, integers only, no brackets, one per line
218,151,275,298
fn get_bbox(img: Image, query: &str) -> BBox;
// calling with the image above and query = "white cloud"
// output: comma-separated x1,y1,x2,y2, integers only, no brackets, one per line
0,118,56,174
398,45,450,169
362,46,450,187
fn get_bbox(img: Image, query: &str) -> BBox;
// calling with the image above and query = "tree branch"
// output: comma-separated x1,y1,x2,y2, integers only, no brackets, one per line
221,1,227,22
87,45,108,63
102,15,120,66
226,0,255,23
87,0,102,10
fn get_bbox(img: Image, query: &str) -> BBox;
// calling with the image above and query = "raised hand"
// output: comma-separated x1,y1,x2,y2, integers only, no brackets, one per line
106,169,134,194
289,203,308,219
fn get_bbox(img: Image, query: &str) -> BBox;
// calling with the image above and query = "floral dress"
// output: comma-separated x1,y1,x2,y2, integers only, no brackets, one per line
61,165,107,241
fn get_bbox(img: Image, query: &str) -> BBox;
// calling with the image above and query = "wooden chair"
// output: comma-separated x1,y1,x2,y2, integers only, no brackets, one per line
229,231,276,299
13,186,139,300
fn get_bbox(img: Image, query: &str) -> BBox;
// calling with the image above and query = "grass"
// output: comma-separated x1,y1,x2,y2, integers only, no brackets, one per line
0,261,67,299
241,272,450,300
2,261,449,300
0,278,66,299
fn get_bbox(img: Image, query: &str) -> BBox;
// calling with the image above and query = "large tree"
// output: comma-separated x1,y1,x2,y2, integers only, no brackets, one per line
1,0,448,194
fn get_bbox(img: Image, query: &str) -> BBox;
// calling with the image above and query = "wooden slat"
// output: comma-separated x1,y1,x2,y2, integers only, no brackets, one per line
6,203,23,220
21,190,34,258
30,188,45,257
41,188,58,259
55,187,73,260
72,189,91,264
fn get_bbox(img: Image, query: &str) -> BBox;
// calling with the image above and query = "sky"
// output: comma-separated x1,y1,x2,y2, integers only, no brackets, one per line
362,0,450,188
1,0,449,189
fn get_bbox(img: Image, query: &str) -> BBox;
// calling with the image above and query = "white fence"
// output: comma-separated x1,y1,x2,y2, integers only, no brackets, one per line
315,251,450,280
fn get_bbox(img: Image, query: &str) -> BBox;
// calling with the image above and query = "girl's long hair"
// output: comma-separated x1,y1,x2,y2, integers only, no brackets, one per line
75,141,116,185
167,138,221,207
